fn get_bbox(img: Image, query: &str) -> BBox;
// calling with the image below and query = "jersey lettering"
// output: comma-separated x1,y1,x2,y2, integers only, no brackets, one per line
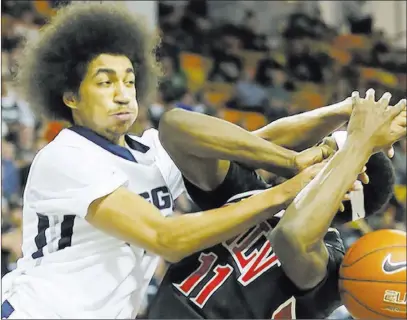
224,221,281,286
239,240,279,285
190,264,233,308
173,221,281,308
32,214,76,259
272,296,296,319
174,253,233,308
139,186,172,210
174,252,218,296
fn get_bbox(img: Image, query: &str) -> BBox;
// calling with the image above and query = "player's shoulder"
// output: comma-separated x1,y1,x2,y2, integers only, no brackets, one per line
35,129,96,162
30,128,110,179
128,128,174,164
127,128,160,151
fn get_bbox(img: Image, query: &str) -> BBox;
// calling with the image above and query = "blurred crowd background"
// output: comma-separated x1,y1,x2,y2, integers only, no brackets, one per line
1,1,406,319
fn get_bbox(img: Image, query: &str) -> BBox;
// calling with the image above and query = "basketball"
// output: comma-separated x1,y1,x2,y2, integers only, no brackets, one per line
339,229,406,319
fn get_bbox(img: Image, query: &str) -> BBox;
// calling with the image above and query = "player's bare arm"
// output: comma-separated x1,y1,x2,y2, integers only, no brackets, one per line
86,164,322,263
268,90,406,290
254,94,405,153
253,98,352,150
159,109,331,191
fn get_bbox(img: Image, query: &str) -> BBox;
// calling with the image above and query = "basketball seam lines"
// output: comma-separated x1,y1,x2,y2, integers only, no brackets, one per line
339,277,406,284
340,289,403,319
341,245,406,268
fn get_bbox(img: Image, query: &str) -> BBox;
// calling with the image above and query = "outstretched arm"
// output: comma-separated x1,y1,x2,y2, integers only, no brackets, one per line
159,109,330,191
253,99,352,151
268,90,406,290
268,134,371,289
87,168,318,263
159,109,297,181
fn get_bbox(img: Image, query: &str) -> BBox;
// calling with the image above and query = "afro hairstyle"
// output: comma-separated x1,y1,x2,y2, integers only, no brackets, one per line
16,2,161,123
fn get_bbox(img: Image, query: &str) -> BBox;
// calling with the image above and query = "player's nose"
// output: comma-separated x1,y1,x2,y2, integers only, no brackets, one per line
114,83,131,105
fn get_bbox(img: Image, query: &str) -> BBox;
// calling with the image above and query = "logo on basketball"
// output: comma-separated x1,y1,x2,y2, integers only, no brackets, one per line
383,290,406,306
382,254,407,274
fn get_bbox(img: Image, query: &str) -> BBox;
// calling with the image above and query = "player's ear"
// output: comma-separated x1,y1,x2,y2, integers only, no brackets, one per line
63,92,79,110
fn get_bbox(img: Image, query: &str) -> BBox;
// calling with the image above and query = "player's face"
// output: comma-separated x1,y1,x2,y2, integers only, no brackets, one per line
68,54,138,141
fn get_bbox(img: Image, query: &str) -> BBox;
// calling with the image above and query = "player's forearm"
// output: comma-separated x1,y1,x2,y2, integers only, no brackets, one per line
159,109,297,176
158,181,297,260
253,100,352,151
88,182,295,263
272,134,372,250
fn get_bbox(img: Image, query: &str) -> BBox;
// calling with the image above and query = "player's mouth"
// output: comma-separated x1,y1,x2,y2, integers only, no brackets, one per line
112,111,134,121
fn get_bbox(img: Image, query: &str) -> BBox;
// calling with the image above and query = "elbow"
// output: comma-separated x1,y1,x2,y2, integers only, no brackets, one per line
269,224,305,256
154,225,191,263
270,222,316,254
159,109,189,144
159,109,195,155
269,224,310,267
269,225,327,290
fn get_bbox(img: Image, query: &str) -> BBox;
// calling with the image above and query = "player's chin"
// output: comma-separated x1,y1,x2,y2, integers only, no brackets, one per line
110,115,137,133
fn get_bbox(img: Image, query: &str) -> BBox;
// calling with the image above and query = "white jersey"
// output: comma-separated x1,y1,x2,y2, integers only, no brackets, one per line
1,126,185,319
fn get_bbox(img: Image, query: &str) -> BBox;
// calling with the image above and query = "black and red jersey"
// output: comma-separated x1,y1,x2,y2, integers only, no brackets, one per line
147,162,345,319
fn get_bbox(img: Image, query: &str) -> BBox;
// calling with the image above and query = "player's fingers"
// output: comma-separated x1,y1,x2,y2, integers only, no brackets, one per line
359,172,369,184
339,203,345,212
319,137,338,151
387,146,395,159
365,88,375,102
378,92,392,108
389,99,407,119
351,91,361,107
320,144,335,159
394,110,407,127
343,193,351,201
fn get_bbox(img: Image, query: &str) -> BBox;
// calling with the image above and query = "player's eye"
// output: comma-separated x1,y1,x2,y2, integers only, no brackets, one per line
98,81,112,86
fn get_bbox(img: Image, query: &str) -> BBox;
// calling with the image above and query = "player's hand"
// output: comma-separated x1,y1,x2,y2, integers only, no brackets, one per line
319,136,370,184
347,89,406,154
293,144,335,173
291,159,330,192
387,100,407,156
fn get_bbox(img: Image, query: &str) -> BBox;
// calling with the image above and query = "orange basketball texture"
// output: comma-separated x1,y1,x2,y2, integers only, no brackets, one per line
339,229,406,319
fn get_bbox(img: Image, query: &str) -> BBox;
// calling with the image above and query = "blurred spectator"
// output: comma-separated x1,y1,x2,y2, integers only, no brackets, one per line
1,202,23,277
238,10,266,51
254,51,279,87
208,26,243,83
148,82,216,129
228,69,269,113
2,77,36,144
12,7,39,42
179,0,211,53
161,55,188,101
265,66,292,121
282,1,332,40
1,139,20,202
287,39,324,83
159,1,193,53
341,1,373,35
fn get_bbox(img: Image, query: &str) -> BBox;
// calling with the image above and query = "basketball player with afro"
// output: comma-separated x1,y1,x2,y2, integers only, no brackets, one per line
148,89,406,319
0,2,349,318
